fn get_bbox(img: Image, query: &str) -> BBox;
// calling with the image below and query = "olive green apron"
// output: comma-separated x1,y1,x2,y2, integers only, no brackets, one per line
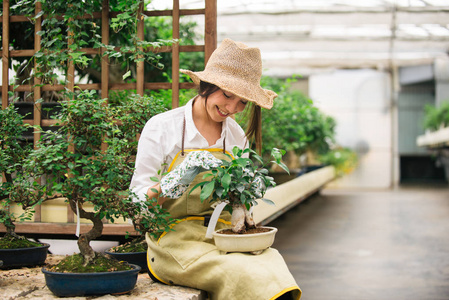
146,145,301,300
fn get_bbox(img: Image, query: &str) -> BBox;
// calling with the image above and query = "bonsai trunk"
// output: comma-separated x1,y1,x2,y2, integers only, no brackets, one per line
231,203,256,233
69,199,103,266
0,210,23,240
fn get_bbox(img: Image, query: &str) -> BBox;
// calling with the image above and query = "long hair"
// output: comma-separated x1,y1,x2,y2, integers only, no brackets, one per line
244,103,262,154
198,81,263,154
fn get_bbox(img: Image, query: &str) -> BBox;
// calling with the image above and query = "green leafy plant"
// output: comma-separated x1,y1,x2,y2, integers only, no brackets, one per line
0,104,44,247
239,76,336,168
423,101,449,131
190,146,288,233
24,90,166,267
318,147,358,177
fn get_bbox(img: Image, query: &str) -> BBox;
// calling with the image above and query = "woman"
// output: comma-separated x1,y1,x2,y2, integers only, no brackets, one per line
130,38,301,300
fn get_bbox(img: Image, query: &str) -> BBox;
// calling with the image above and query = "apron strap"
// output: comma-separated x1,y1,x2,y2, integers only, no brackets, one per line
182,116,226,155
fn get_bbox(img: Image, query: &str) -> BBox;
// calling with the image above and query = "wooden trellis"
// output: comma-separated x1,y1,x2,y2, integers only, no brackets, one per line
0,0,217,237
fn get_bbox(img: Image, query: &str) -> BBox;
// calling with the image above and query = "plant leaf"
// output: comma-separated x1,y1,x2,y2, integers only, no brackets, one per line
221,173,231,189
123,70,131,80
200,181,215,202
261,198,275,206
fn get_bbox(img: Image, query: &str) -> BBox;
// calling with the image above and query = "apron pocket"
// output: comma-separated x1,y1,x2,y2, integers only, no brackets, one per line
159,219,218,270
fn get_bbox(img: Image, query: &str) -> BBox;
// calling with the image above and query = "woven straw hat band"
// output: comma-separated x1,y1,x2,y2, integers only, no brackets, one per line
180,38,277,109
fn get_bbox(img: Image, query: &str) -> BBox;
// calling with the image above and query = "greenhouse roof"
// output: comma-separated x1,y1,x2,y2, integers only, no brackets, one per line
149,0,449,76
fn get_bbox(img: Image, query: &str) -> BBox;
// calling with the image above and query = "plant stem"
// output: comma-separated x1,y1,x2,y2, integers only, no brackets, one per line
69,199,103,266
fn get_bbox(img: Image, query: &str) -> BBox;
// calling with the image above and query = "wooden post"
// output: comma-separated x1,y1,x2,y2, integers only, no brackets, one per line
101,0,110,153
171,0,180,109
204,0,217,64
2,0,10,109
136,1,145,96
101,0,110,102
33,2,42,148
67,12,75,224
33,1,43,222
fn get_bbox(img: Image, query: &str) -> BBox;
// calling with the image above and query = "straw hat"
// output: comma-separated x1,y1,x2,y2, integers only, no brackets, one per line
180,38,277,109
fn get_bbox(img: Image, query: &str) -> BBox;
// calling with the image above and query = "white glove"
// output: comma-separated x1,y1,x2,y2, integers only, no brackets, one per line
160,151,223,199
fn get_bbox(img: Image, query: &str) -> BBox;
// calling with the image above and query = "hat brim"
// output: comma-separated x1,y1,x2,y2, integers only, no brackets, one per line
181,69,277,110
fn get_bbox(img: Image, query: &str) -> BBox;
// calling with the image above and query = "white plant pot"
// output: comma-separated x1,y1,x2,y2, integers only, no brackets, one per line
213,226,278,254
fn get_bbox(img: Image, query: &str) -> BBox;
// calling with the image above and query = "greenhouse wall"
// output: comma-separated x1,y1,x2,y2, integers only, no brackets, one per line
310,69,392,189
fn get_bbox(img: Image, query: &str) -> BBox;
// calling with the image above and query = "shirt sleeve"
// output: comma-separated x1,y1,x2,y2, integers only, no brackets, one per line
129,118,166,203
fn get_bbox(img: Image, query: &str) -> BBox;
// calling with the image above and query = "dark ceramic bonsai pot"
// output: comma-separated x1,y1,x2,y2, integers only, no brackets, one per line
42,263,141,297
0,243,50,269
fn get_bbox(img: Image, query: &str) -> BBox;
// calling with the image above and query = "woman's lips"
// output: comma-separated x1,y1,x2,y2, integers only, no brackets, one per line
217,106,229,117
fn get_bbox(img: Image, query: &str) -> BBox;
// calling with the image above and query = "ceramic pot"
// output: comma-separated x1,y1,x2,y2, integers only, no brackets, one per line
0,243,50,268
42,264,141,297
213,226,278,254
105,250,148,272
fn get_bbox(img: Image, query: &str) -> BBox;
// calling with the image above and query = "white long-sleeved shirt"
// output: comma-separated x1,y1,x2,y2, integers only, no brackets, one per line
129,98,247,202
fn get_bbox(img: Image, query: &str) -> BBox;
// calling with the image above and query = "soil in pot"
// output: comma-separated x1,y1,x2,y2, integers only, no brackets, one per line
213,226,278,254
0,235,50,269
45,253,132,273
0,235,43,249
218,227,272,235
108,236,147,253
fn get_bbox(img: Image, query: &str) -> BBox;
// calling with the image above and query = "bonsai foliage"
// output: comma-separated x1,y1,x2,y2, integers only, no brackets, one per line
0,104,44,241
191,146,289,233
26,90,166,265
127,194,177,240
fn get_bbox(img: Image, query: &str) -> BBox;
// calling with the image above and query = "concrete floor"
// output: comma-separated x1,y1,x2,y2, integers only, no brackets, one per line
271,184,449,300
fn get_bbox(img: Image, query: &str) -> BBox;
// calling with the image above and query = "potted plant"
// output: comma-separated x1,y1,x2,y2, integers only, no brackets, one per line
190,146,288,254
26,90,165,297
103,92,173,272
105,192,177,273
0,104,51,268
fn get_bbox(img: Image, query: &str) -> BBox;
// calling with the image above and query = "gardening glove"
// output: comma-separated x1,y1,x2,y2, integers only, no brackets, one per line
160,151,223,199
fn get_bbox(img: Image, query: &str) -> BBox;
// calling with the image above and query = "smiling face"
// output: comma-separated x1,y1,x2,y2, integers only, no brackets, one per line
205,89,248,123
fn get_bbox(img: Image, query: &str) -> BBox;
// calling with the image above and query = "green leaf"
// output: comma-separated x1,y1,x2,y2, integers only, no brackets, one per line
261,198,275,206
189,181,206,195
200,181,215,202
221,173,231,189
34,10,45,20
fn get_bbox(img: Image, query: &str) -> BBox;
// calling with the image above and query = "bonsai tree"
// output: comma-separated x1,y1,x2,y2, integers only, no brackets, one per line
27,90,166,267
191,146,289,234
0,104,45,247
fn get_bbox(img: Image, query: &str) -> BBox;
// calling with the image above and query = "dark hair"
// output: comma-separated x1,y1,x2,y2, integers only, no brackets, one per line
198,81,263,153
198,81,220,99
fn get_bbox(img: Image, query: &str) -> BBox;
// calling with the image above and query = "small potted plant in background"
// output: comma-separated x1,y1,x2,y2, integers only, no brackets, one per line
26,90,165,297
190,146,289,254
104,92,173,272
0,104,50,268
105,192,177,273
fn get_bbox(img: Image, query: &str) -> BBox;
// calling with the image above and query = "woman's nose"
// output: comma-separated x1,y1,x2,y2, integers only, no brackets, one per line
227,99,239,113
